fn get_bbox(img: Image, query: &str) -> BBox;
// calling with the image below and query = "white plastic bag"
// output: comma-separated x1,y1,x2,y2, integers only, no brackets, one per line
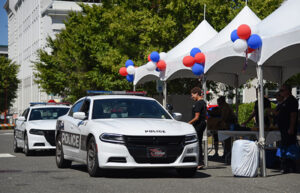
231,140,259,177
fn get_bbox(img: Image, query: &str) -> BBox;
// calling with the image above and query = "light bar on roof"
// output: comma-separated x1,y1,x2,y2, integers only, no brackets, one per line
86,90,147,95
30,102,47,106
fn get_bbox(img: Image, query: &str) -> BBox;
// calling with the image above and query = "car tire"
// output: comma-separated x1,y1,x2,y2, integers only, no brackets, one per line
176,167,197,177
87,137,102,177
24,133,34,156
13,133,22,153
56,133,72,168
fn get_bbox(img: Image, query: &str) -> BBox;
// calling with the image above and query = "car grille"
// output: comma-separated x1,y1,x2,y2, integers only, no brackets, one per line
124,136,185,164
43,130,55,146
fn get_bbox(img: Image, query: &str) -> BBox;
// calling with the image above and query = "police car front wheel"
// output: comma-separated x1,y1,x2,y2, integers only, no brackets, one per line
13,133,22,153
24,133,33,156
87,137,103,177
56,133,72,168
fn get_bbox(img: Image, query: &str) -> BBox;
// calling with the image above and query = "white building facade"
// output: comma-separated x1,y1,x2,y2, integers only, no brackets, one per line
4,0,87,115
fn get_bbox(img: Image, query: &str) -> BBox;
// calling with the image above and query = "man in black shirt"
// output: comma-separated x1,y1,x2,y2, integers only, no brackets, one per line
277,84,298,173
242,89,271,128
188,87,207,169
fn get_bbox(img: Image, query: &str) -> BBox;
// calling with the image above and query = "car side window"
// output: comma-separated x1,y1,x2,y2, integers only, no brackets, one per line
22,108,29,120
68,100,84,117
80,99,90,118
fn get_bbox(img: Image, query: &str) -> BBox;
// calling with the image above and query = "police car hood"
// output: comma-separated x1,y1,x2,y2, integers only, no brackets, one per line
91,118,195,135
28,120,57,130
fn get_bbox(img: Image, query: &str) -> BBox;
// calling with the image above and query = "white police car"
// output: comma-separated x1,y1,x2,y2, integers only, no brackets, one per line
55,91,199,177
14,103,70,155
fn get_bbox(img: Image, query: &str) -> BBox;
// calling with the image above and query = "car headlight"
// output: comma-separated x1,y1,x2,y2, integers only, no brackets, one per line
99,133,125,144
185,134,198,145
29,129,44,135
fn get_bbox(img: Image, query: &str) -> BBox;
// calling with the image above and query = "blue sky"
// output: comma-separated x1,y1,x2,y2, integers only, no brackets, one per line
0,0,8,46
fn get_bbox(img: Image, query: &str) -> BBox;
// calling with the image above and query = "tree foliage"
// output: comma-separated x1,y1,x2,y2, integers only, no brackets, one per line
0,56,20,112
34,0,283,102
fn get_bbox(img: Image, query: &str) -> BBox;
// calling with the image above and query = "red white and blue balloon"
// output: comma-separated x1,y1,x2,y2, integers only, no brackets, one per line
231,24,262,53
146,51,167,72
119,59,135,82
182,47,205,76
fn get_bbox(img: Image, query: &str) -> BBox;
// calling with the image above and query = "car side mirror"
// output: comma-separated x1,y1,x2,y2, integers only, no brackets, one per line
172,112,182,121
18,116,26,121
73,112,86,120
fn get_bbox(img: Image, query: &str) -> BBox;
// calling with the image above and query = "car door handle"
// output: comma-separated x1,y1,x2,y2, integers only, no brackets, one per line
70,126,74,129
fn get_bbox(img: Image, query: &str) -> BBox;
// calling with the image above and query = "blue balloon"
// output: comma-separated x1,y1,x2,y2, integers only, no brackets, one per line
126,75,134,82
150,51,160,62
231,29,239,42
125,59,134,68
155,67,161,72
190,48,201,57
247,34,262,49
192,63,204,76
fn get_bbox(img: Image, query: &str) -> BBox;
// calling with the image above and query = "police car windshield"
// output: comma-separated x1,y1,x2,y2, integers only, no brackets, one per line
92,99,172,119
29,108,69,121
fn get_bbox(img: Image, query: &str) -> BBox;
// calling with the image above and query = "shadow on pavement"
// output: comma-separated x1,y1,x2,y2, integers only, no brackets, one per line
71,164,211,179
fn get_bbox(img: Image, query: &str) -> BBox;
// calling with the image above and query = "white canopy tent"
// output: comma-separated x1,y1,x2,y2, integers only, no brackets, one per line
163,20,218,80
202,6,261,87
133,19,218,86
251,0,300,83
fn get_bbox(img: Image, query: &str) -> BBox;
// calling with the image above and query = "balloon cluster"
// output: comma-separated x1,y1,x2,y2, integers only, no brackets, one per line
231,24,262,53
146,51,167,72
119,59,135,82
182,48,205,76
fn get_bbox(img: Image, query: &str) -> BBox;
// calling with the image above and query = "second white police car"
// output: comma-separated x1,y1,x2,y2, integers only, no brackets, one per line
55,91,199,177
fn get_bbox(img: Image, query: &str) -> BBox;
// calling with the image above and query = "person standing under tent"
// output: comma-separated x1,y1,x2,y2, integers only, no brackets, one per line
188,87,207,170
277,84,298,173
242,89,271,128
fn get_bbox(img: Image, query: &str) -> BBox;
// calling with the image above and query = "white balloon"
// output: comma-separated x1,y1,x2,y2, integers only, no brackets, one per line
146,61,156,71
233,39,248,53
159,52,167,60
126,65,135,75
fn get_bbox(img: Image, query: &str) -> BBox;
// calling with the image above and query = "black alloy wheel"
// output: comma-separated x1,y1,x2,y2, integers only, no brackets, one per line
56,133,72,168
87,137,103,177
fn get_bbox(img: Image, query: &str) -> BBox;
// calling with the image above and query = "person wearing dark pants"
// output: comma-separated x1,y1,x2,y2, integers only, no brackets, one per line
277,84,298,173
188,87,207,170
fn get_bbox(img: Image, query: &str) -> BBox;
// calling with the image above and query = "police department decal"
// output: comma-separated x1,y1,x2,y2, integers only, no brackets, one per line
62,132,80,148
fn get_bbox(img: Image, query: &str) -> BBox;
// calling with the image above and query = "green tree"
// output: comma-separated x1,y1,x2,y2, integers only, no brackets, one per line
0,56,20,113
34,0,283,102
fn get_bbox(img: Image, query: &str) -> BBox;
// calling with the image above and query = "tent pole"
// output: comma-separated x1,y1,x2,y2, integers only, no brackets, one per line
163,81,167,108
235,75,239,122
202,76,208,167
257,65,266,177
235,87,239,122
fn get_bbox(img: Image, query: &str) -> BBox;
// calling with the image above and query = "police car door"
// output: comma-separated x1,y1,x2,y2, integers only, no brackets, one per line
77,99,90,161
15,108,29,147
62,100,84,159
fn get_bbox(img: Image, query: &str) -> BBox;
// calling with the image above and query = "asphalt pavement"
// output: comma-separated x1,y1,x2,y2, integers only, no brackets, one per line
0,130,299,193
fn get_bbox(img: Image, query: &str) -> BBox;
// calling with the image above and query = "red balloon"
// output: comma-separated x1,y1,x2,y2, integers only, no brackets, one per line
157,60,166,71
119,67,128,76
237,24,251,40
247,47,255,53
182,56,195,67
148,54,151,61
195,53,205,64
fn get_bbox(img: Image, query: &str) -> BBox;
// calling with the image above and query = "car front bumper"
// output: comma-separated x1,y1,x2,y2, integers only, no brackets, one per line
28,132,56,150
97,139,199,169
